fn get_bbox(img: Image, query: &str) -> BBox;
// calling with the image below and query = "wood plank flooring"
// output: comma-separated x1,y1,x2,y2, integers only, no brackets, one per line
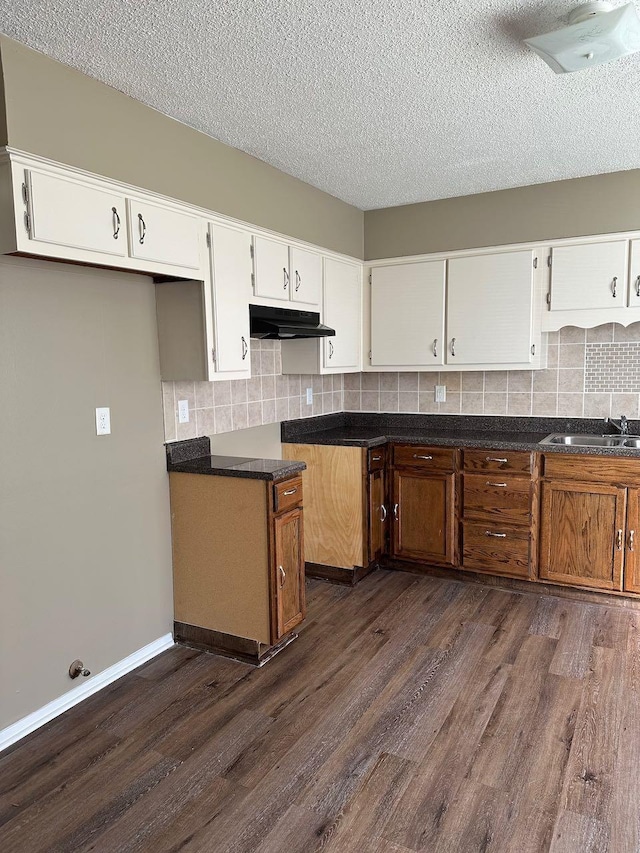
1,569,639,852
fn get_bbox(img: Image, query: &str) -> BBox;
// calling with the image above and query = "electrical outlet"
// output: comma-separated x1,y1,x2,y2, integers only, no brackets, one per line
178,399,190,423
435,385,447,403
306,387,313,405
95,407,111,436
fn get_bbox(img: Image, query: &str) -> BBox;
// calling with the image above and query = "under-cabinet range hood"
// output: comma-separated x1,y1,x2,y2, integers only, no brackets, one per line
249,304,335,340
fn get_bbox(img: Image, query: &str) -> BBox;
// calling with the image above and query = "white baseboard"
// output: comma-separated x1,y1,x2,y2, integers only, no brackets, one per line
0,633,174,753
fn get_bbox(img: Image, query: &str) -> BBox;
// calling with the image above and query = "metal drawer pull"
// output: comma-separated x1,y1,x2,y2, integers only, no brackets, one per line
486,457,508,463
636,276,640,298
279,565,286,587
372,455,382,461
629,530,635,551
283,268,289,289
112,207,120,239
616,529,623,550
241,336,248,360
485,531,507,538
328,340,334,359
295,270,301,291
283,488,297,496
450,337,456,356
393,503,399,520
413,454,433,460
433,338,438,358
138,212,146,244
487,481,508,487
380,504,387,522
612,276,618,298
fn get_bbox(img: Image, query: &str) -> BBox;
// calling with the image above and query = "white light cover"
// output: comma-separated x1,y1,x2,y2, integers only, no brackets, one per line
524,3,640,73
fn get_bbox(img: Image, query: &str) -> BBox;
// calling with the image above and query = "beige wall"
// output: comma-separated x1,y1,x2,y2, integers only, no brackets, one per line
0,256,173,729
0,37,363,259
364,171,640,260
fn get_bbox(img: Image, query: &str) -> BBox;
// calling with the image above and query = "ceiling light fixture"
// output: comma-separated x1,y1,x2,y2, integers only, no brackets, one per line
524,1,640,73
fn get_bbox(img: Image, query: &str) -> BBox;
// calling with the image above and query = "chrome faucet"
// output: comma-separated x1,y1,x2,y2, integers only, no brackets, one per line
606,415,629,435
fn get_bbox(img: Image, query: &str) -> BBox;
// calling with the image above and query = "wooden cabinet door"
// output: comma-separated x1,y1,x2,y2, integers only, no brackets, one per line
539,480,626,591
446,250,536,365
290,246,321,306
370,261,445,366
392,470,456,566
273,507,306,640
253,235,290,300
210,223,252,374
128,198,201,270
28,169,127,258
368,467,388,563
323,258,361,370
550,240,628,311
624,488,640,593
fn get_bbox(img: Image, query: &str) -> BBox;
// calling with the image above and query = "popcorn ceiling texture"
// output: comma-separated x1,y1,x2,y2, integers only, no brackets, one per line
163,324,640,442
3,1,640,209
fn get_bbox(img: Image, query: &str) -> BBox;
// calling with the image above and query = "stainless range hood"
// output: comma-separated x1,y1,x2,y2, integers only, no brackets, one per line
249,304,335,340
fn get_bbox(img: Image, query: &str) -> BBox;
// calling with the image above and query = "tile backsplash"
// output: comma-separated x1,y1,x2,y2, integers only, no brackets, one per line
162,340,344,442
343,324,640,421
163,324,640,442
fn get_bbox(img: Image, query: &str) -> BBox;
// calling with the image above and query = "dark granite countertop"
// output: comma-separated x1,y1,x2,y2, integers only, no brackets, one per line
281,413,640,458
166,437,306,481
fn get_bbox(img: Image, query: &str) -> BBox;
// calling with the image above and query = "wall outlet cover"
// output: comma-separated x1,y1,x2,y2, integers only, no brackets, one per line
95,407,111,436
306,387,313,405
435,385,447,403
178,399,190,424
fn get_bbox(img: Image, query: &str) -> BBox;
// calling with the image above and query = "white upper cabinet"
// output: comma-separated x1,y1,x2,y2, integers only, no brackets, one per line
210,223,252,374
127,198,201,270
628,239,640,308
549,240,628,312
323,258,361,370
290,246,322,305
252,235,291,299
27,169,127,258
447,250,537,365
371,261,445,366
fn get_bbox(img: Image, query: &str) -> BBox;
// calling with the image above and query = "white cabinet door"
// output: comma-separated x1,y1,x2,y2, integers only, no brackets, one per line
550,240,628,311
27,170,127,258
447,250,536,365
371,261,445,366
290,246,321,305
323,259,361,370
629,240,640,308
210,224,252,374
253,235,290,299
128,198,201,270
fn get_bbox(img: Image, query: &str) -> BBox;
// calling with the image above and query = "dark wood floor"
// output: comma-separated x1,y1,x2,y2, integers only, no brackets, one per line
1,570,639,853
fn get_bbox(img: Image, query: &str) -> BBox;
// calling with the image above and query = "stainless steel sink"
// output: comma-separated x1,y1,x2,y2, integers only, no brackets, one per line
540,434,626,447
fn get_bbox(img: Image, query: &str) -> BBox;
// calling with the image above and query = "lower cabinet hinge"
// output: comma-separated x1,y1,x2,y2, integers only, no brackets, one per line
547,254,552,267
533,257,538,269
24,212,30,235
205,231,211,248
546,292,551,306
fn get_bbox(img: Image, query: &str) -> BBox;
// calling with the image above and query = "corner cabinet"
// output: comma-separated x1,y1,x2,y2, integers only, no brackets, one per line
170,471,305,664
281,258,363,375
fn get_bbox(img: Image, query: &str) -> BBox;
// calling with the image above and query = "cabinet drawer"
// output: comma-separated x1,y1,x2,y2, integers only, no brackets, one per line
462,522,530,578
273,477,303,513
463,474,532,524
463,449,533,475
393,445,455,471
368,447,387,472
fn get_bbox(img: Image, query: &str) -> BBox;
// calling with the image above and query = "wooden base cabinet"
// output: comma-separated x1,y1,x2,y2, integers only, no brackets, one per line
624,489,640,593
391,446,457,567
169,471,305,663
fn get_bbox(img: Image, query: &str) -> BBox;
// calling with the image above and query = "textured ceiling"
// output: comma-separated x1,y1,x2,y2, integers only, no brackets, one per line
1,0,640,209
